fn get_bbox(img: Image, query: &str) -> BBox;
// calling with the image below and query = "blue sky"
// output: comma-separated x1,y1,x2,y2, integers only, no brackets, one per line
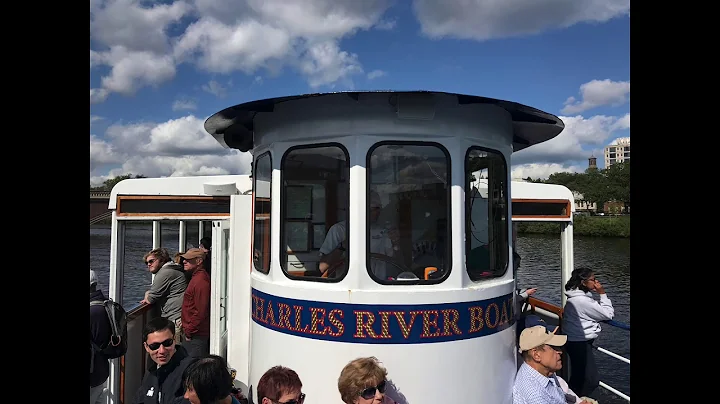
90,0,630,185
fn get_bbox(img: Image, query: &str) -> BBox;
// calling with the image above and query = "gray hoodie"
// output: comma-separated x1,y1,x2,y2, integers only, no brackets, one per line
145,261,188,322
562,289,614,341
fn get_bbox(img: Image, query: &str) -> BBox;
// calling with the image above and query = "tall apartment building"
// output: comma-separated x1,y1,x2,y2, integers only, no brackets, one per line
604,137,630,167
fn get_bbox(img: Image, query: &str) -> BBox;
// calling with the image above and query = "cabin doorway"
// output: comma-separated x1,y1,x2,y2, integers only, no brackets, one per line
210,219,231,359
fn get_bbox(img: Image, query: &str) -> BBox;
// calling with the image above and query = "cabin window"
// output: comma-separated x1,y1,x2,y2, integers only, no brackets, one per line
280,144,349,282
366,142,451,284
465,147,509,280
253,152,272,274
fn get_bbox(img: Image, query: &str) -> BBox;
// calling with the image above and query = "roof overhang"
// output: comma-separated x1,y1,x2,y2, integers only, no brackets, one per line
204,91,564,153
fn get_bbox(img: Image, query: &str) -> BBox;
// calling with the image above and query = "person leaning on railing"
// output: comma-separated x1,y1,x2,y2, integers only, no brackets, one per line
561,268,615,398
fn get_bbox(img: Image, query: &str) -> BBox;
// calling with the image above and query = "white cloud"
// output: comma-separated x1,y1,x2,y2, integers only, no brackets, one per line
513,113,630,165
412,0,629,41
367,69,387,80
90,115,104,124
90,114,253,183
90,0,394,103
298,40,363,88
561,79,630,114
201,80,229,97
92,46,177,95
172,99,197,111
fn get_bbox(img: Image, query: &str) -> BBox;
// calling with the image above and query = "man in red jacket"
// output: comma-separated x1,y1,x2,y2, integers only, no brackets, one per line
180,248,211,358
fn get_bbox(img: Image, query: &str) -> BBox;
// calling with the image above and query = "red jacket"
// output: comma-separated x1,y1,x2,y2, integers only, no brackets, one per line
182,269,211,338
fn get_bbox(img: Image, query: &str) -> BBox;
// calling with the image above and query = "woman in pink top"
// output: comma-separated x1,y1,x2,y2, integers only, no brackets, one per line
337,357,397,404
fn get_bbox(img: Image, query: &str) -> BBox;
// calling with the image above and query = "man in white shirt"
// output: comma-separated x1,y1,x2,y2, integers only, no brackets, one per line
318,191,398,279
513,320,594,404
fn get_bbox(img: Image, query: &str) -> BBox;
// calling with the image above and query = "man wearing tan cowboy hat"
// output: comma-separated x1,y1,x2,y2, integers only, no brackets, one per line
180,248,211,358
513,316,597,404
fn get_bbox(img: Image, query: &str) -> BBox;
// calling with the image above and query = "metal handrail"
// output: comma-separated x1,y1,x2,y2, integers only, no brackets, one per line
594,321,630,401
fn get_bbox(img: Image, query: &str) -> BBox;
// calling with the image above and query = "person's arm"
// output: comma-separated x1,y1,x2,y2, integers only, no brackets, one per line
142,268,172,304
318,224,345,273
587,281,614,321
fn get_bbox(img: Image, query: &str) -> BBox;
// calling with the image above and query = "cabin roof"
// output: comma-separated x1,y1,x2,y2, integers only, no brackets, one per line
204,91,564,153
109,175,251,209
510,180,575,203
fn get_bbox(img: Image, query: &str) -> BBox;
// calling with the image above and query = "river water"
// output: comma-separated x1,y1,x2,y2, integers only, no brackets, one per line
90,222,630,403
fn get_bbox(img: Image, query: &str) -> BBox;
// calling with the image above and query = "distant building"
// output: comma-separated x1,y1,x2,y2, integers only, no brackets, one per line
604,137,630,167
588,155,597,171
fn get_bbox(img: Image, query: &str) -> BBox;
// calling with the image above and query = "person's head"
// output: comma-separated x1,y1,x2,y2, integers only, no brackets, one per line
369,191,382,223
200,237,212,253
519,321,567,375
257,366,304,404
143,317,176,366
174,252,185,265
338,357,388,404
90,269,98,292
564,267,597,293
181,248,207,273
182,355,233,404
144,248,171,274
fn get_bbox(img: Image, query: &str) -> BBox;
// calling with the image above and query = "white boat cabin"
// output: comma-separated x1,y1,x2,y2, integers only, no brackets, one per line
104,91,579,404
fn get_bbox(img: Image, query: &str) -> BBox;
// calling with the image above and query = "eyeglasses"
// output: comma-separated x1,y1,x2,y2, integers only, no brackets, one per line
271,393,305,404
145,338,174,351
146,258,156,265
360,381,386,400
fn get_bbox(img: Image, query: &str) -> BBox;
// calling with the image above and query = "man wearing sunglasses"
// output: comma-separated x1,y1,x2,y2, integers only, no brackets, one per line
513,318,593,404
133,317,193,404
140,248,188,344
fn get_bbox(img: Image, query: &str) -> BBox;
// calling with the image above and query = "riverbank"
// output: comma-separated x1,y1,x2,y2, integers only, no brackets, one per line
517,215,630,238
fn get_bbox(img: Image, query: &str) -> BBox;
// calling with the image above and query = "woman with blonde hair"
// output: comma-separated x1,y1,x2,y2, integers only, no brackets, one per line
338,357,396,404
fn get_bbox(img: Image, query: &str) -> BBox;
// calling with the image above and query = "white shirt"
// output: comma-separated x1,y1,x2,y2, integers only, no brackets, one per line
318,220,394,279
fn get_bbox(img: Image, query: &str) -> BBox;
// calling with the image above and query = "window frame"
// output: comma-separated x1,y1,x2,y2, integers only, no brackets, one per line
252,151,272,274
464,146,510,281
365,140,452,286
280,142,350,283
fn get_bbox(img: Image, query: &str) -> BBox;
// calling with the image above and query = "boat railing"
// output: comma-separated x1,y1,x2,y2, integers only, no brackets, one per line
524,297,630,402
117,302,160,404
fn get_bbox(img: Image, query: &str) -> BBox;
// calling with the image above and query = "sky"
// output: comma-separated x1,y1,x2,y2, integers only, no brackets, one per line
89,0,630,186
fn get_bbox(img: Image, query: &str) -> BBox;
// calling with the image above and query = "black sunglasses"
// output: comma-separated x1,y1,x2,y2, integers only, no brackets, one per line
360,381,386,400
272,393,305,404
146,338,174,351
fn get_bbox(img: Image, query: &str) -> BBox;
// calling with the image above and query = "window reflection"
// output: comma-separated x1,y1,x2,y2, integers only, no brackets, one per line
367,143,450,284
465,148,509,280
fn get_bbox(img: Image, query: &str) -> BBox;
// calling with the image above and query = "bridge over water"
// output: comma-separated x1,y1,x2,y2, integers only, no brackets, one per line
90,191,112,225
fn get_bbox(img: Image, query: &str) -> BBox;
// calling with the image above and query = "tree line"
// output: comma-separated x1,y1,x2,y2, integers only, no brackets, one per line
523,161,630,213
90,174,146,192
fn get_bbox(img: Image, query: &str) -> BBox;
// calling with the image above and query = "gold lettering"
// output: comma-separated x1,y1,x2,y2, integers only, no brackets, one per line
485,303,500,329
441,309,462,336
253,296,265,323
376,312,393,339
309,308,327,335
293,305,309,333
420,310,441,338
354,311,378,338
277,303,293,330
392,311,420,339
327,309,344,337
264,300,277,326
499,299,510,326
469,306,484,333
